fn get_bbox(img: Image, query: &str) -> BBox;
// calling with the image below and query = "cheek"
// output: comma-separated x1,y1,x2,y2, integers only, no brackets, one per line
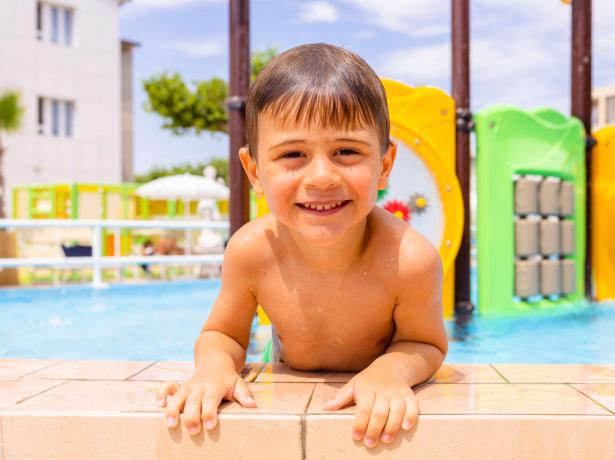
261,169,300,210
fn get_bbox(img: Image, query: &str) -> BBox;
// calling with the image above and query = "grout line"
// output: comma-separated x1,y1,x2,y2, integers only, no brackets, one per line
567,383,615,416
301,383,316,460
125,361,158,381
489,364,511,383
19,360,68,379
2,380,69,410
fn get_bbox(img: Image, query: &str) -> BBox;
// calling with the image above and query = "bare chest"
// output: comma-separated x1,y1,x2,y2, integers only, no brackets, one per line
257,269,397,369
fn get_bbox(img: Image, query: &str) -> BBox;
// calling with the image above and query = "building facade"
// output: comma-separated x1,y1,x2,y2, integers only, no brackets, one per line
592,85,615,130
0,0,133,214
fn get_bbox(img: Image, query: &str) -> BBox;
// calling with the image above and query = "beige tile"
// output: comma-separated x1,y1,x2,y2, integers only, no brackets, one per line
572,384,615,413
1,413,302,460
25,359,155,380
0,359,62,379
432,364,507,383
0,380,66,409
129,360,195,381
256,362,354,383
493,364,615,383
414,383,610,415
8,380,161,413
308,382,610,416
220,382,315,415
307,383,353,415
129,362,264,383
305,415,615,460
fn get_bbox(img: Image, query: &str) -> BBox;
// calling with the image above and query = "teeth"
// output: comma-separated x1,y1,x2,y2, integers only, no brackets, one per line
303,201,344,211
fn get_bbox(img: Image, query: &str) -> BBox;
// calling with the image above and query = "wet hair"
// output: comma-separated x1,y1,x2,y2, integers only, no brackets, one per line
245,43,390,157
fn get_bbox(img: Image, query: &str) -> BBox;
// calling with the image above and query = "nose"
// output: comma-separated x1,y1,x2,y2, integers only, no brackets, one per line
304,154,341,191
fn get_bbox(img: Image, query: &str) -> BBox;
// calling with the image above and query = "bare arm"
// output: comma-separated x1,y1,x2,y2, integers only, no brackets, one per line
159,225,262,435
324,231,448,447
379,237,448,386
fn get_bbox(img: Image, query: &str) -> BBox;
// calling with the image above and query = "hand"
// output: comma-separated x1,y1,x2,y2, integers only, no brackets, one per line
322,363,419,448
157,370,257,436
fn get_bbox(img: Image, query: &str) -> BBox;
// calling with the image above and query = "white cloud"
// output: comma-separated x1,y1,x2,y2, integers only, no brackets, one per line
299,1,338,23
121,0,224,16
342,0,448,37
162,39,224,57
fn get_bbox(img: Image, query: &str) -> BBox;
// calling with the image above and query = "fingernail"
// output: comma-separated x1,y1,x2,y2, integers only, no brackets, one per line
364,437,376,447
352,430,363,440
204,419,215,430
188,427,199,435
402,421,413,430
166,416,175,427
382,434,393,442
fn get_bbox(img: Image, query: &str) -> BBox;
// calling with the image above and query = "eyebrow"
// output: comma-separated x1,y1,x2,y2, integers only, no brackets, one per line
269,137,371,151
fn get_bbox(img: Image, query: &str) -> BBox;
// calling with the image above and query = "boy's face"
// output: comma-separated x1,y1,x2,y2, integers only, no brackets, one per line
240,112,396,247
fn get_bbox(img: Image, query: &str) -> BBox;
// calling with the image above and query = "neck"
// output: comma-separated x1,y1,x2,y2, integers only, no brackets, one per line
279,217,370,272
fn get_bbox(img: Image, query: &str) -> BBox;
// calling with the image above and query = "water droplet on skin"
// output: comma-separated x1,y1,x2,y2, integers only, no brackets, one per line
317,307,322,313
363,271,367,276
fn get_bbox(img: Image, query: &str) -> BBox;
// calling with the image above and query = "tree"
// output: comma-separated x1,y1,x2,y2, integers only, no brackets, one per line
0,91,24,219
143,46,277,137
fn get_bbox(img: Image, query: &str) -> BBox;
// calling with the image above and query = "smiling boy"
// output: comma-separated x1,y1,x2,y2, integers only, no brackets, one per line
158,43,448,448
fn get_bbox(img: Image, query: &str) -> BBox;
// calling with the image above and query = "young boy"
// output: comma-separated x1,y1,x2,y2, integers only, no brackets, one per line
158,43,448,448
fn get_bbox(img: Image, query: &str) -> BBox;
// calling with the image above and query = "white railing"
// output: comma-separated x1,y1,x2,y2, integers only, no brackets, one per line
0,219,229,287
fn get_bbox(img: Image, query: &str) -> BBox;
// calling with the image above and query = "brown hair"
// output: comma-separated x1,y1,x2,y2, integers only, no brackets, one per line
245,43,390,157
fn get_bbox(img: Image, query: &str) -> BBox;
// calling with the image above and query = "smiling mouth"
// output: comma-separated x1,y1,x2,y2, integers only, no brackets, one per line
296,200,351,215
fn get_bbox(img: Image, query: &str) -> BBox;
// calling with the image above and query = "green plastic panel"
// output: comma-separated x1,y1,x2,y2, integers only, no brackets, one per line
475,106,586,316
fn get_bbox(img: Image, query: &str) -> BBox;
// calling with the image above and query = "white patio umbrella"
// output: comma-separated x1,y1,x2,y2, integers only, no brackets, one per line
135,169,229,201
136,167,229,255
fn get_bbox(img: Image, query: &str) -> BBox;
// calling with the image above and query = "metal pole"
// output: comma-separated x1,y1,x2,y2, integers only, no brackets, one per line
452,0,473,314
227,0,250,235
571,0,593,299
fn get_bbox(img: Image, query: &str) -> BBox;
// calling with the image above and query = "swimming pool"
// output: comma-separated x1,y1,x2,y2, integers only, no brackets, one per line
1,280,613,363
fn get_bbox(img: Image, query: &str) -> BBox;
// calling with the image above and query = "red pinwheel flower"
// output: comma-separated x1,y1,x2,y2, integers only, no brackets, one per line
383,200,411,222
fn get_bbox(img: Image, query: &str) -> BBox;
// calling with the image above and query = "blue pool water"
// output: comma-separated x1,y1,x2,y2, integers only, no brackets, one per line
1,280,613,363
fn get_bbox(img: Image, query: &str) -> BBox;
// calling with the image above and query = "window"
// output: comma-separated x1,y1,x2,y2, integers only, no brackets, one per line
64,101,74,137
36,2,74,46
607,97,615,125
38,97,75,138
50,6,59,43
37,97,45,135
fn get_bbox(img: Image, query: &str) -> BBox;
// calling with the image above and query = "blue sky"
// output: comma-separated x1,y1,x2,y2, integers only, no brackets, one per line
120,0,615,175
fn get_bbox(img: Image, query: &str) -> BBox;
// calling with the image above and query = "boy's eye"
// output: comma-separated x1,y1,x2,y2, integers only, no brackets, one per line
282,151,303,159
337,149,359,156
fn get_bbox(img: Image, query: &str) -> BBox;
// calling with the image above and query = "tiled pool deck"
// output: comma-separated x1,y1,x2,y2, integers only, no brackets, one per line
1,360,614,459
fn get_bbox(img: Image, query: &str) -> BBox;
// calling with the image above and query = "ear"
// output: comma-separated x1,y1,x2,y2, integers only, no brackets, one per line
239,146,265,198
378,139,397,190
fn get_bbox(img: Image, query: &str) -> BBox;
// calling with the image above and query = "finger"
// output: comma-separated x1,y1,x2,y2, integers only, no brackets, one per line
183,391,205,435
157,381,180,407
165,386,189,428
381,396,406,443
363,393,391,448
201,387,224,431
323,382,354,411
232,377,257,408
402,393,419,431
352,389,375,443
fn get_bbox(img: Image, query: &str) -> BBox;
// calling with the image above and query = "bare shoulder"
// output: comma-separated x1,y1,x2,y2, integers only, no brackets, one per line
368,207,442,282
223,214,277,271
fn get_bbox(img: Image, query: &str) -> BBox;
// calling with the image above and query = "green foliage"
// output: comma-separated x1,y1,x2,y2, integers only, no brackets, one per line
0,91,23,133
251,46,277,83
143,75,228,135
135,157,229,185
143,47,277,137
